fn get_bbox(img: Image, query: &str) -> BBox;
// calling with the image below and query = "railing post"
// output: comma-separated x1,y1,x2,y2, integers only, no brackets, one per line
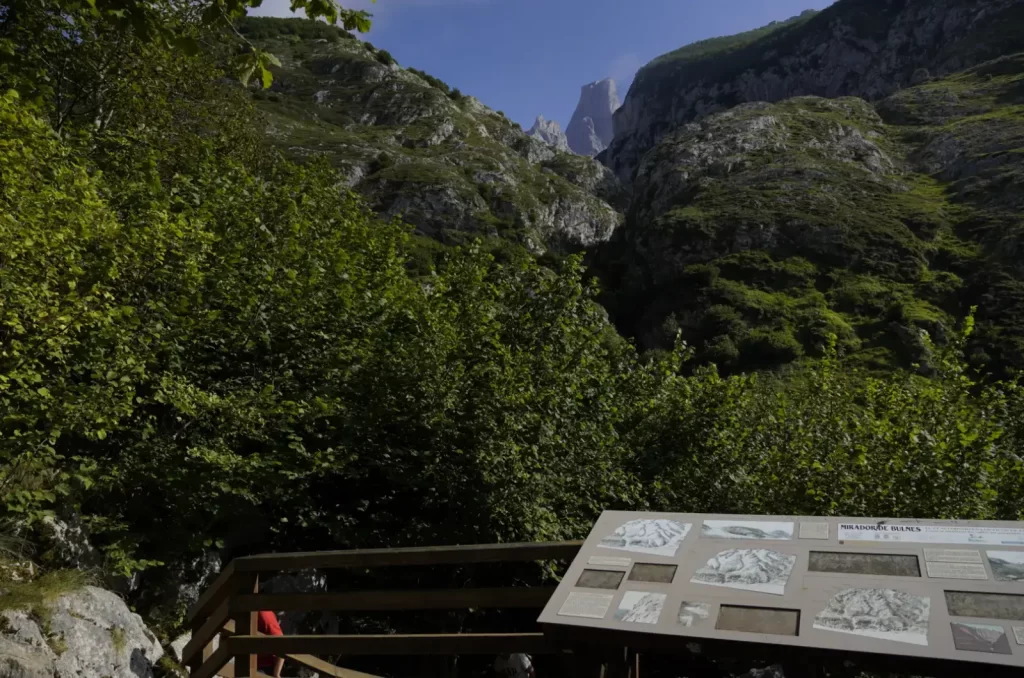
231,573,259,677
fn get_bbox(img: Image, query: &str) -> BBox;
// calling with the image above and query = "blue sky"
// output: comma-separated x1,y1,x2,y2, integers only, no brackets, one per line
252,0,837,130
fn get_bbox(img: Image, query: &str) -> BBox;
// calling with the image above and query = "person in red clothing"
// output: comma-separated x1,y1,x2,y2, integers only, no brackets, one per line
257,610,285,678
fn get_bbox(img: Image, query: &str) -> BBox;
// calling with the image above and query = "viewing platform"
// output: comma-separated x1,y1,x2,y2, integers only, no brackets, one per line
186,512,1024,678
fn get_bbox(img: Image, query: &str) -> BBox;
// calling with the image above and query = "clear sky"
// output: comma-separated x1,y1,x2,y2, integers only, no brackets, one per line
251,0,837,130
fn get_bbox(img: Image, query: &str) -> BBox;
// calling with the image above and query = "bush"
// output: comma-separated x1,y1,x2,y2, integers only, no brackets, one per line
633,319,1024,521
235,16,349,42
407,67,451,94
375,49,396,66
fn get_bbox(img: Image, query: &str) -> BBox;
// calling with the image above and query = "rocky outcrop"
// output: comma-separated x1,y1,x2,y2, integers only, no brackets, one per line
243,20,623,253
566,79,620,156
0,587,163,678
606,0,1024,183
526,115,570,152
592,92,959,368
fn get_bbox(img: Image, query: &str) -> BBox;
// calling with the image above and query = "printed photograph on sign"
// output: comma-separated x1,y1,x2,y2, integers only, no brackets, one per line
702,520,794,541
987,551,1024,582
690,548,797,595
678,601,712,627
951,622,1012,655
599,519,692,557
614,591,666,624
557,592,613,619
813,588,930,646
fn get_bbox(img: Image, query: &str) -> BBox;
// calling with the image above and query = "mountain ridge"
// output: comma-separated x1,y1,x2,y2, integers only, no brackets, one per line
607,0,1024,184
591,0,1024,373
237,17,625,259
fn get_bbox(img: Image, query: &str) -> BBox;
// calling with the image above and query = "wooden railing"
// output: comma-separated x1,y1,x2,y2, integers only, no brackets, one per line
183,541,583,678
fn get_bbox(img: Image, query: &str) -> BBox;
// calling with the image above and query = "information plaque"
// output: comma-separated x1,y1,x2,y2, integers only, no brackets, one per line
538,511,1024,671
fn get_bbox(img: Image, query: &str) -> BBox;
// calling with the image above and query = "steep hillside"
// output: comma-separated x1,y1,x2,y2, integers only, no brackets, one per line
606,0,1024,184
593,50,1024,373
237,18,624,257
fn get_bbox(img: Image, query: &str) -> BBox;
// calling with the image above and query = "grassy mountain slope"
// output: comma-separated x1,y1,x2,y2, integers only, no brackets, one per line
648,9,818,70
607,0,1024,183
237,18,624,262
594,53,1024,374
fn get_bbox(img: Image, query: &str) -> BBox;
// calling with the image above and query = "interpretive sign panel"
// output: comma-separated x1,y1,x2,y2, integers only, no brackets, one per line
838,523,1024,546
538,512,1024,671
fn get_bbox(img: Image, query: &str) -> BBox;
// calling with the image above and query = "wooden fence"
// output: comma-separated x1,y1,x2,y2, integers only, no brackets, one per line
183,541,584,678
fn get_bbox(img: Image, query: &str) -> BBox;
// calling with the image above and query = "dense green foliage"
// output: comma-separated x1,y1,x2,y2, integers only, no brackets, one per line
234,14,355,41
2,4,1024,665
0,0,371,94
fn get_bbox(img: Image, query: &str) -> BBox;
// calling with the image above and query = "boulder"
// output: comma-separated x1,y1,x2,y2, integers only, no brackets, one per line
0,586,163,678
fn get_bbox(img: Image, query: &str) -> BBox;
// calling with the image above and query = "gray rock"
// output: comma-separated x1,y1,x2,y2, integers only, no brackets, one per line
169,632,191,664
526,115,570,152
0,638,55,678
0,587,163,678
606,0,1024,183
50,587,163,678
403,118,454,148
566,79,619,156
520,136,557,164
37,514,101,572
172,551,222,616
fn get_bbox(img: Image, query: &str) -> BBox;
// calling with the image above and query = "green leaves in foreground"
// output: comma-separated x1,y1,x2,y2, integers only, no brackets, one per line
2,0,373,92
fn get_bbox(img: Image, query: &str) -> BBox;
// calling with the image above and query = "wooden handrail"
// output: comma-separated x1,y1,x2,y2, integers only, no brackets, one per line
232,586,557,612
182,597,230,669
233,540,584,571
189,561,237,625
228,632,556,655
188,541,581,623
186,540,582,677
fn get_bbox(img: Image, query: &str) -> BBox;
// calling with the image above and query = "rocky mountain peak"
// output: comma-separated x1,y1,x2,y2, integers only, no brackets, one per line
566,78,620,156
526,115,571,152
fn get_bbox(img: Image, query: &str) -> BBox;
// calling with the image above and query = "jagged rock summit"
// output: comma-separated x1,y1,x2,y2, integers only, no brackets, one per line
526,115,571,152
566,78,620,156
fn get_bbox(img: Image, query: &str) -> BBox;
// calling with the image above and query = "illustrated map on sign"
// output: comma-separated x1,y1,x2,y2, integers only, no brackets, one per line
539,511,1024,670
598,519,692,557
690,549,796,595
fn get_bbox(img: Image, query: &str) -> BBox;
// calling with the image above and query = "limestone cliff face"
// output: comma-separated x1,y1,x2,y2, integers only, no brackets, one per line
592,49,1024,373
526,115,571,152
566,79,620,156
606,0,1024,183
240,20,624,253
